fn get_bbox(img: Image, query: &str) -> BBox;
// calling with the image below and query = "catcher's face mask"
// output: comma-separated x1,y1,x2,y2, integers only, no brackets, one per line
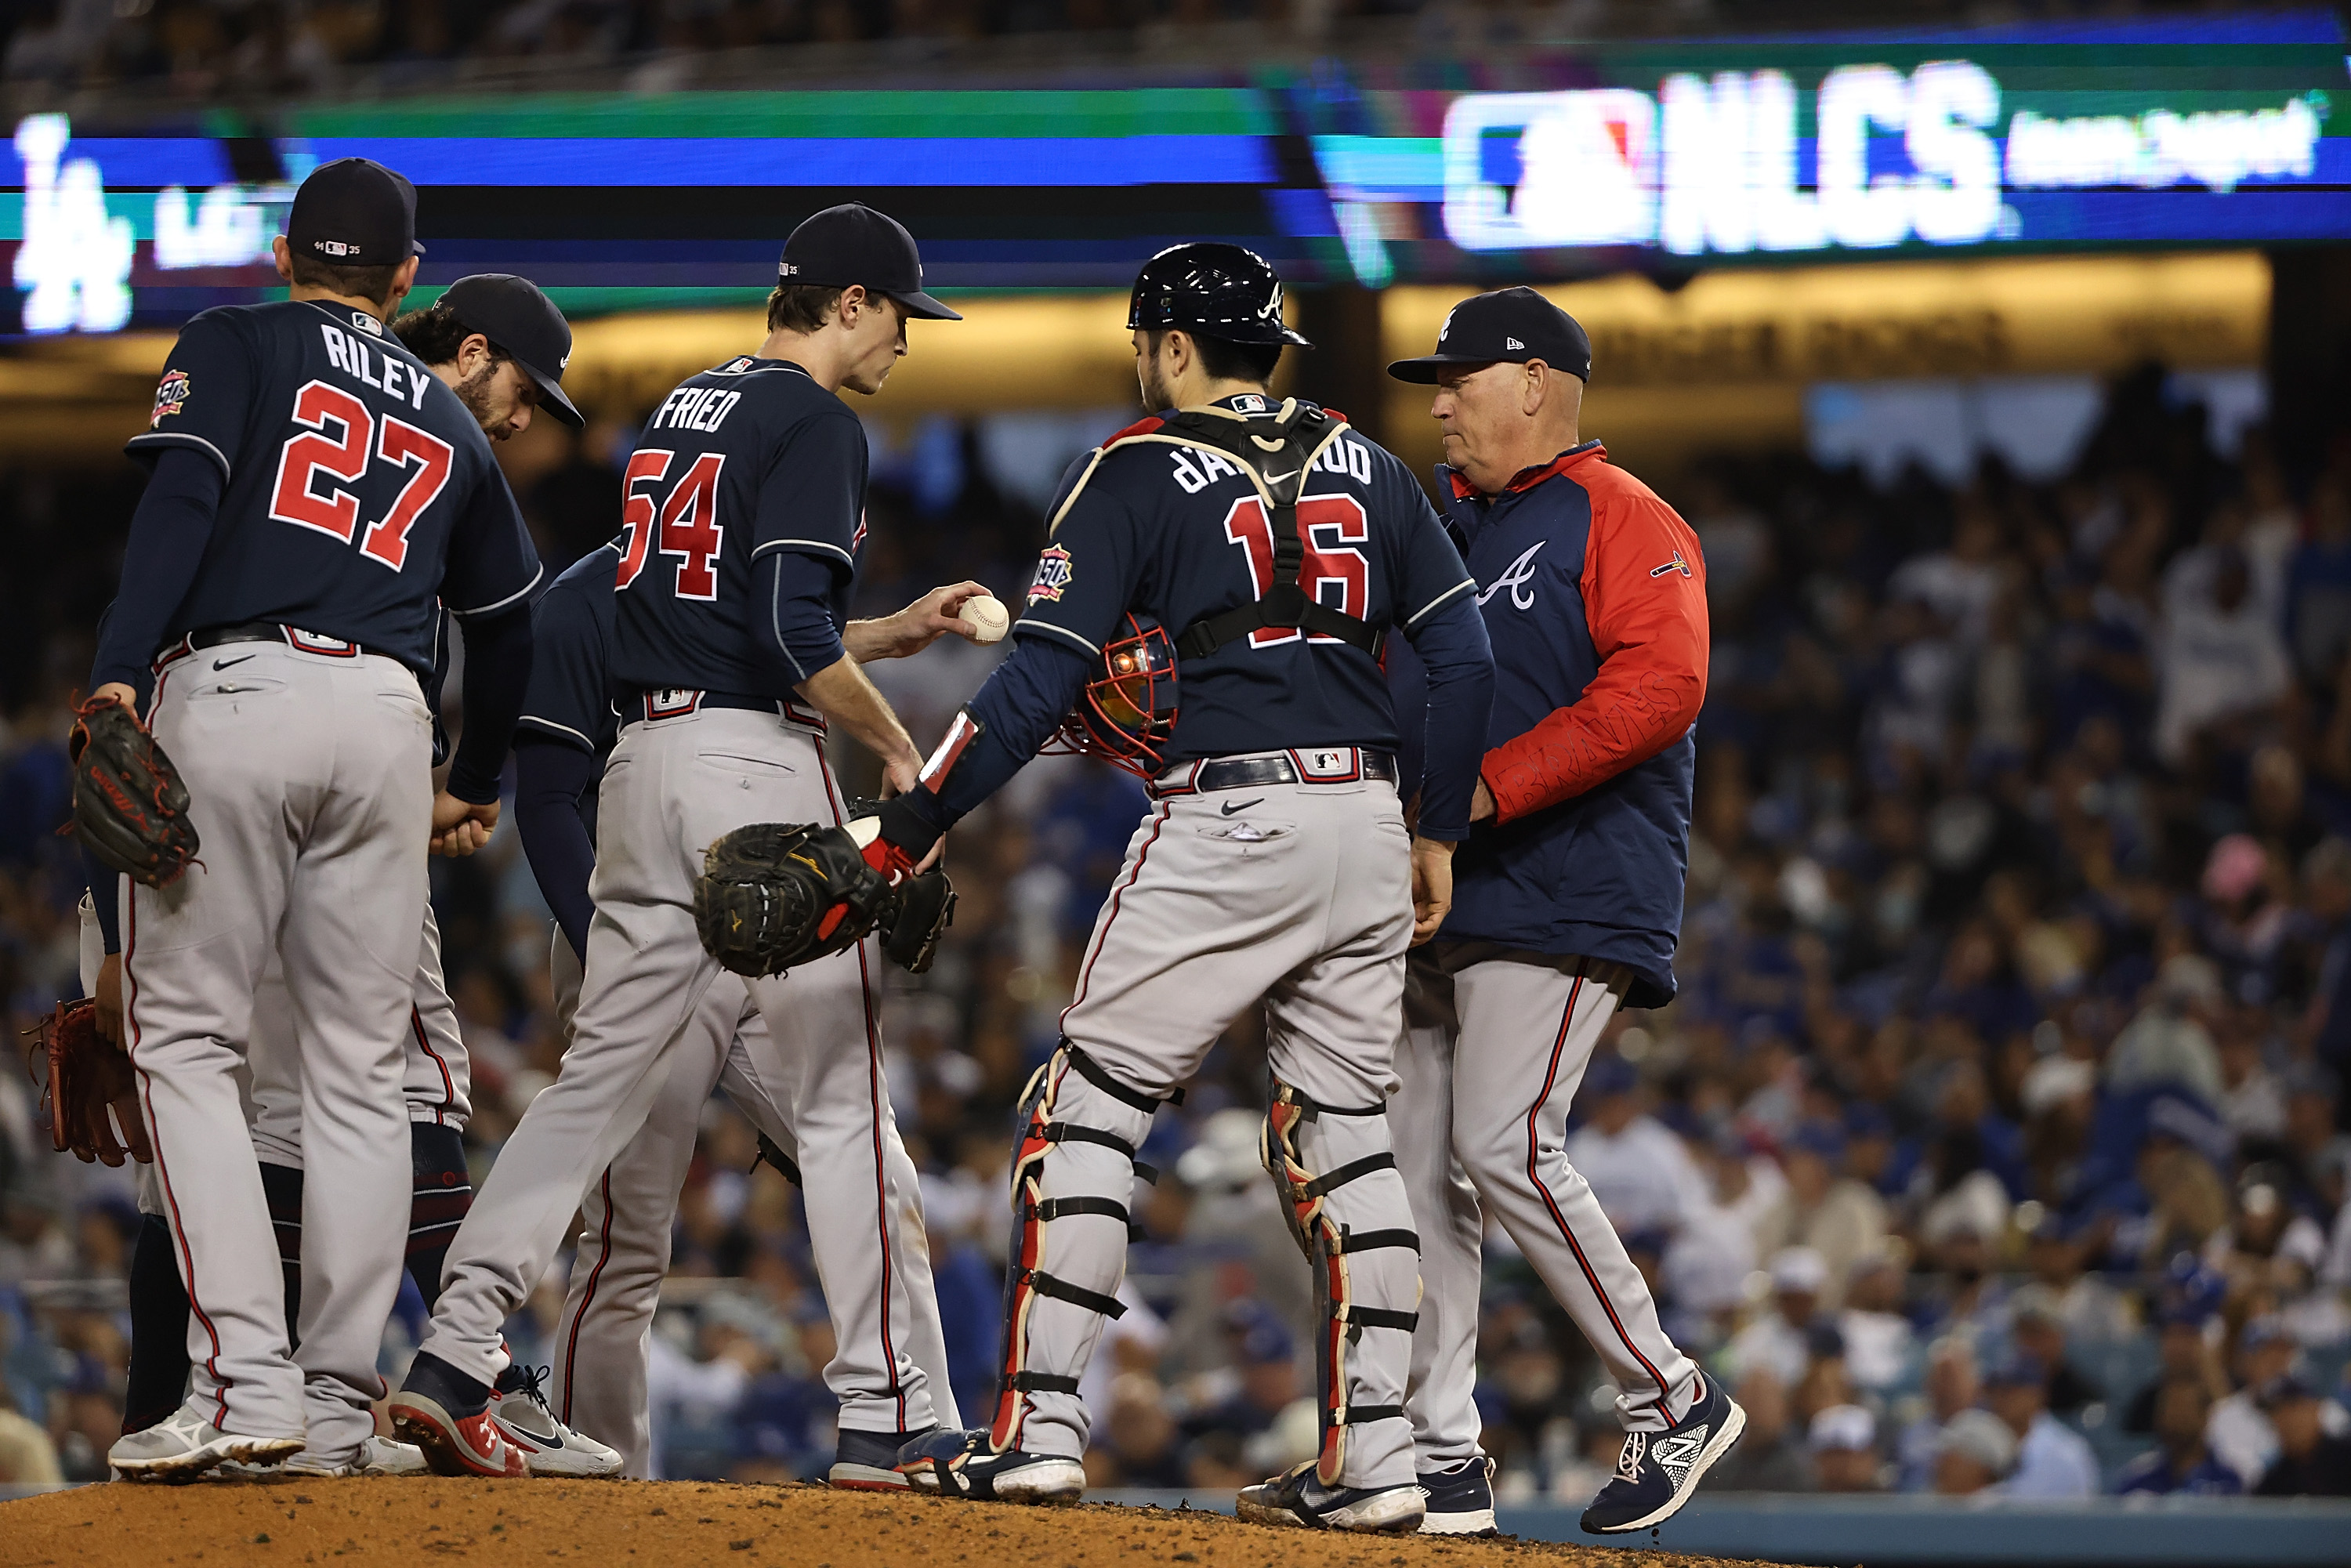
1041,615,1178,779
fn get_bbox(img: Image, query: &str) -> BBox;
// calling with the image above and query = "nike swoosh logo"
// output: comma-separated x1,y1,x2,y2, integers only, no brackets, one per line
212,654,256,670
1261,469,1299,486
1220,798,1264,816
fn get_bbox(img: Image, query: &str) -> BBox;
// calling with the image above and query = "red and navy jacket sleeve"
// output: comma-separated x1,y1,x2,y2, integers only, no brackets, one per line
1481,476,1709,824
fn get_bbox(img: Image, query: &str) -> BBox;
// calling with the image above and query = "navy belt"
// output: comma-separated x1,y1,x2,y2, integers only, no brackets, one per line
1154,747,1395,797
621,686,827,733
155,621,377,672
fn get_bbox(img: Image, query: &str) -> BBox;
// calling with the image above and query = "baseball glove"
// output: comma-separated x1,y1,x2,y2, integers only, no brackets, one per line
20,998,151,1167
694,822,890,978
845,799,958,975
68,696,200,888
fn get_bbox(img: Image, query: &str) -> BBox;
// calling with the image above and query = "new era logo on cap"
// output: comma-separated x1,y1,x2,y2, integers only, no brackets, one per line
1506,337,1524,350
1387,286,1593,385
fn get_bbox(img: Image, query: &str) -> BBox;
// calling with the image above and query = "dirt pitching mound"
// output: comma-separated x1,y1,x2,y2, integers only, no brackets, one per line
1,1476,1765,1567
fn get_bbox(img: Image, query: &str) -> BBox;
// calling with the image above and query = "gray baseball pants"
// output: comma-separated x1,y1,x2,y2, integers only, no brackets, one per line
1394,943,1700,1464
996,757,1421,1491
123,642,433,1464
541,930,959,1474
418,706,935,1435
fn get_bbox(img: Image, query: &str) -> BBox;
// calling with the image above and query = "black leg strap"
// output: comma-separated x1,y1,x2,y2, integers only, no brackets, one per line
1036,1196,1128,1226
1344,1403,1406,1424
1034,1122,1157,1183
1064,1041,1183,1112
1023,1268,1128,1320
1339,1305,1419,1331
1005,1371,1081,1395
1334,1227,1419,1254
1302,1151,1396,1198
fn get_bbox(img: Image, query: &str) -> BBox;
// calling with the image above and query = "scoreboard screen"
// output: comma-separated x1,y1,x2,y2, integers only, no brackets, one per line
2,9,2346,332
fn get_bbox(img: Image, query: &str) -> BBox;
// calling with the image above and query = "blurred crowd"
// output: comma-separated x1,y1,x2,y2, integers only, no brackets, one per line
5,353,2351,1507
0,0,2212,102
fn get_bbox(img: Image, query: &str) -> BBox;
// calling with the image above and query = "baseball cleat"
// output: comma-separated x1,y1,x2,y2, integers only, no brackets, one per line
1237,1461,1427,1533
1417,1454,1498,1536
491,1363,622,1478
895,1427,1085,1505
285,1436,431,1477
107,1401,304,1481
831,1425,936,1490
1579,1374,1744,1534
389,1350,527,1478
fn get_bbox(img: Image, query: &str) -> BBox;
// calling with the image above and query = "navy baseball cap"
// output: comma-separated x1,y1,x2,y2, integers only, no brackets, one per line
288,158,423,264
440,273,581,430
1389,286,1591,383
778,203,961,321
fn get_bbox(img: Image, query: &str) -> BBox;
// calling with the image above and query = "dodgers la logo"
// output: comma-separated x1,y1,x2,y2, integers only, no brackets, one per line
150,368,190,426
1028,544,1074,604
1477,541,1545,610
1650,549,1693,579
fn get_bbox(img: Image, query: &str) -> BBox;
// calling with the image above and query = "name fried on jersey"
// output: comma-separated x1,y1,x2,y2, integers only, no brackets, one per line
1014,397,1475,766
129,299,538,669
610,357,868,697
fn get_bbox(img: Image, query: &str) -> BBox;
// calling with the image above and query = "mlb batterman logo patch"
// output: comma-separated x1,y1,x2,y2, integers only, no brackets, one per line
1028,544,1074,604
150,368,190,426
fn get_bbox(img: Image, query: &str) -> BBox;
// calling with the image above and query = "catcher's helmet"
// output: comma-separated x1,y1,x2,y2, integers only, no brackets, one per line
1041,615,1179,779
1127,242,1312,348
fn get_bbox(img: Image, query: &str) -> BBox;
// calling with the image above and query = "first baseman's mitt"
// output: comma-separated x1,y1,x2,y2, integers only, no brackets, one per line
68,696,200,888
20,998,151,1168
694,822,890,978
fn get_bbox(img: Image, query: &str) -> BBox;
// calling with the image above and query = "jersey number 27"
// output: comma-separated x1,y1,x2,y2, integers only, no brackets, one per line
269,380,453,571
614,449,726,601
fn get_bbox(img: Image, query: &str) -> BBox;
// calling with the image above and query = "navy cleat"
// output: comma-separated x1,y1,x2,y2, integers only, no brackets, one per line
1237,1460,1427,1534
831,1425,936,1491
895,1427,1084,1505
1417,1454,1498,1536
1579,1374,1745,1534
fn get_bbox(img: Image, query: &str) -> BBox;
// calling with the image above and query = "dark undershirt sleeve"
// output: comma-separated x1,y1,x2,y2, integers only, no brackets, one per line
878,636,1094,856
446,606,533,805
752,548,849,686
89,448,223,690
513,737,600,956
1403,588,1494,842
84,845,122,956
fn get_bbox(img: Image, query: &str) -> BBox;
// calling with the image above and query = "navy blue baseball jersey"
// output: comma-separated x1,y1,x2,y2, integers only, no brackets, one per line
518,541,625,762
609,357,866,697
125,299,541,672
1016,397,1475,763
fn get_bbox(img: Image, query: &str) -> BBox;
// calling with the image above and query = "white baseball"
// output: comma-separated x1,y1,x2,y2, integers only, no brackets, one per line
959,593,1009,643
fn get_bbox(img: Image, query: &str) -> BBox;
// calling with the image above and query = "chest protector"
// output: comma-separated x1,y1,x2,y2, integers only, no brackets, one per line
1056,398,1388,662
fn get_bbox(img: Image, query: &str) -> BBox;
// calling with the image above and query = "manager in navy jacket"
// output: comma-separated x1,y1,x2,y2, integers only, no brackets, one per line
1386,288,1738,1538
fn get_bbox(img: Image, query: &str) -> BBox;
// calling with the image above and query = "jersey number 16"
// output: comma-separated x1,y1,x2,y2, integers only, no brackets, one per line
614,449,726,601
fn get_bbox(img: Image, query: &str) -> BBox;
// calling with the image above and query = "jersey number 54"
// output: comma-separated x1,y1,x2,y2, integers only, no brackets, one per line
614,449,726,602
269,380,454,572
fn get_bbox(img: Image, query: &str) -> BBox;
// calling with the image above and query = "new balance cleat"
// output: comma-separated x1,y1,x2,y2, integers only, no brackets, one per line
896,1427,1085,1505
831,1425,936,1490
491,1363,622,1478
1417,1454,1498,1536
1579,1374,1745,1534
1238,1461,1427,1533
389,1350,527,1478
107,1401,304,1482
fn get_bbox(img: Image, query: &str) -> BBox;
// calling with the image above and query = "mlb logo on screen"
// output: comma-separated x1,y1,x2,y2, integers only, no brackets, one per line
1443,90,1657,251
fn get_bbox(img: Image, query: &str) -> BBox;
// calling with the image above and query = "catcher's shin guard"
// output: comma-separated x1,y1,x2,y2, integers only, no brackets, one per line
1262,1076,1421,1488
989,1042,1176,1456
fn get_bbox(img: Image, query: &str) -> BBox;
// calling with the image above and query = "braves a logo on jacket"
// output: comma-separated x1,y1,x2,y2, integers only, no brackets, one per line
1476,541,1545,610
